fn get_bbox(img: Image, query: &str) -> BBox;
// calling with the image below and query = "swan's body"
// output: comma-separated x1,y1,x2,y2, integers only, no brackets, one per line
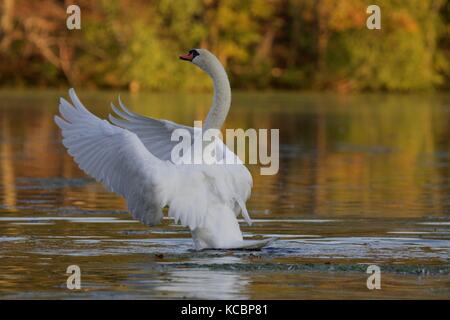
55,49,273,250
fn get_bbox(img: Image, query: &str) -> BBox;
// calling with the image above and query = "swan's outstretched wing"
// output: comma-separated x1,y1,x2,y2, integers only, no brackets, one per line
55,89,253,231
108,99,253,223
54,89,220,230
54,89,164,226
108,98,194,162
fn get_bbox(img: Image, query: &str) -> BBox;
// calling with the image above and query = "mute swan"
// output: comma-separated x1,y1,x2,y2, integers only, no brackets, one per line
54,49,275,250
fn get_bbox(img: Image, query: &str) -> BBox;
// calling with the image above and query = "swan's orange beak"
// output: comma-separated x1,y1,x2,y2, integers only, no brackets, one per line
179,53,194,61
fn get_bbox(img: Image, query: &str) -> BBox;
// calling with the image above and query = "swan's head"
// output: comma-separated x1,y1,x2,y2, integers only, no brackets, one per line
179,49,222,74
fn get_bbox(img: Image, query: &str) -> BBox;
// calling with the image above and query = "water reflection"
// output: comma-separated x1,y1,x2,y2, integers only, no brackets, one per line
156,268,249,299
0,91,449,217
1,116,15,209
0,90,449,299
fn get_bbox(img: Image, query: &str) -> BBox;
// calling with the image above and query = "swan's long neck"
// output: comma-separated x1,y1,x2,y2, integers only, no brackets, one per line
202,60,231,131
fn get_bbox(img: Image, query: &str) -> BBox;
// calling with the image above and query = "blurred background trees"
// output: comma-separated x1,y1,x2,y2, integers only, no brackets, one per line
0,0,448,92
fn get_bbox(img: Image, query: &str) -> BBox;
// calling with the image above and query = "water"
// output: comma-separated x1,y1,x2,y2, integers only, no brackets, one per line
0,90,449,299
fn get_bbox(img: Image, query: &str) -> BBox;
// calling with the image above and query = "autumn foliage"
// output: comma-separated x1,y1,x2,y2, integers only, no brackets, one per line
0,0,448,91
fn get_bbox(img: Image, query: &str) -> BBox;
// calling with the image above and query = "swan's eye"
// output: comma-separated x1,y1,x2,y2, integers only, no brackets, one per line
189,49,200,59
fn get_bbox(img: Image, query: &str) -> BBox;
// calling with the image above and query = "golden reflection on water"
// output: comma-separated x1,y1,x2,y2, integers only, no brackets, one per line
0,90,449,218
1,116,15,209
0,90,449,299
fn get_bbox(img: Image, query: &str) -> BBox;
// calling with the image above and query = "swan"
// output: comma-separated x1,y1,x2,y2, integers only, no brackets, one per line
54,49,275,250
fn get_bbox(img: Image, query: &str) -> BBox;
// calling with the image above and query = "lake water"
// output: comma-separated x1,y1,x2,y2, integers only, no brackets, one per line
0,90,449,299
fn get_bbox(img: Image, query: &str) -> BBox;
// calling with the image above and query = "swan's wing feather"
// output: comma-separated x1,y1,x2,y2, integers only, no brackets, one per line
56,89,254,231
109,98,194,161
55,89,164,226
200,140,254,225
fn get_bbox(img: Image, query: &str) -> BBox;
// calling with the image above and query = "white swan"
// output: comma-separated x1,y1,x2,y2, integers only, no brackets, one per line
54,49,274,250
